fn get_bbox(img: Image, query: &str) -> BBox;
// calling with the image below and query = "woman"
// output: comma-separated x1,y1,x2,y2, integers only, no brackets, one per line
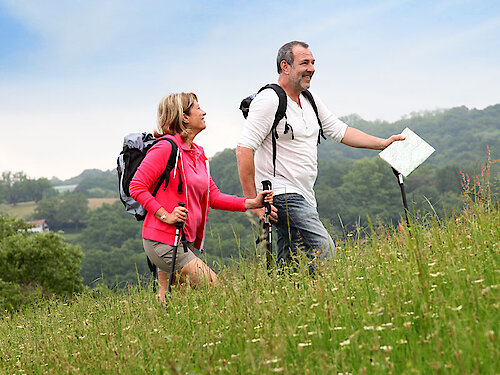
130,92,273,301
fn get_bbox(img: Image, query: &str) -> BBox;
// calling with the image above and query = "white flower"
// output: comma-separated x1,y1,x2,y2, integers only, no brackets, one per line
340,339,350,346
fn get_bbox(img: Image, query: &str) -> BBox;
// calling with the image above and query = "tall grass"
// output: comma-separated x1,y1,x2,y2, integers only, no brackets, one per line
1,178,498,374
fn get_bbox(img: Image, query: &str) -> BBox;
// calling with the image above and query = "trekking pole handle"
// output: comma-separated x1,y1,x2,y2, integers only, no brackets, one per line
175,202,186,229
261,180,272,215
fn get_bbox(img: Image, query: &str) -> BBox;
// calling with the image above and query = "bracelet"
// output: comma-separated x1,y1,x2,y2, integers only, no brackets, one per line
159,213,167,221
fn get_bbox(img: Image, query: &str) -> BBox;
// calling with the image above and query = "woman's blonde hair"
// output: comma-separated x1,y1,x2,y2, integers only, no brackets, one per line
155,92,198,139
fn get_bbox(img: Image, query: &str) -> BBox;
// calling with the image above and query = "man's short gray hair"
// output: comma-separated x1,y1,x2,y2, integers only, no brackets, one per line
276,41,309,74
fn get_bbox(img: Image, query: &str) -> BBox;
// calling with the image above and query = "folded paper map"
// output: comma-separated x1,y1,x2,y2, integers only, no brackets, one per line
379,128,435,177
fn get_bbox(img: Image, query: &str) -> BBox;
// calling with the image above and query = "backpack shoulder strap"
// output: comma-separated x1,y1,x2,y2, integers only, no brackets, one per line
150,137,180,196
302,89,326,145
259,83,287,177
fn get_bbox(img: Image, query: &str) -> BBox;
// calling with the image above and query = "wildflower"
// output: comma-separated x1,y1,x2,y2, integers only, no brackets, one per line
264,358,279,365
310,303,320,309
297,324,308,329
472,279,484,284
380,345,392,352
363,326,375,330
203,341,221,347
397,339,408,344
248,338,261,343
356,277,364,280
340,339,350,346
272,368,284,372
450,305,463,311
429,272,442,277
381,323,393,328
456,268,466,273
307,331,317,336
333,327,345,330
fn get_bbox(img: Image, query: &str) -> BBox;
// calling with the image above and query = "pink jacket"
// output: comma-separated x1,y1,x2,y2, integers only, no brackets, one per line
129,133,246,250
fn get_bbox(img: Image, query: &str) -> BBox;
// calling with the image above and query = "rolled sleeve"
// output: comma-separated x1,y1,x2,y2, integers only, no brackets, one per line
237,89,278,150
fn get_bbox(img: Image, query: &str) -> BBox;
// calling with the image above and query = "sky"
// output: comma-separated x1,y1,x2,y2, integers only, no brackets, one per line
0,0,499,180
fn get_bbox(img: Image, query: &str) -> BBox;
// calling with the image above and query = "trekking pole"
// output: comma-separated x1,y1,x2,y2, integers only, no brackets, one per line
167,202,185,294
261,180,273,270
392,168,411,228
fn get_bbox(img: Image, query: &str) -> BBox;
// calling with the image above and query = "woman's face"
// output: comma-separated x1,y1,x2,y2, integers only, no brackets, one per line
184,101,206,135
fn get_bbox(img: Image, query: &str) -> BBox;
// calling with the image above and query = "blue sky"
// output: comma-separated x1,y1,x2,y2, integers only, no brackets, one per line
1,0,499,180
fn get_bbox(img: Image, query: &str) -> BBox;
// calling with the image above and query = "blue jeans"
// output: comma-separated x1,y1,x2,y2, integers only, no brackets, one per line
273,193,335,271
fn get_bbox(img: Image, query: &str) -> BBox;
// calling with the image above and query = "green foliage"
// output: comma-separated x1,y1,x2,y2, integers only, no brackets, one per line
73,170,117,198
0,231,83,296
77,201,141,250
210,148,243,195
33,193,89,230
0,194,497,373
0,171,56,205
0,279,24,313
0,214,84,312
75,201,145,286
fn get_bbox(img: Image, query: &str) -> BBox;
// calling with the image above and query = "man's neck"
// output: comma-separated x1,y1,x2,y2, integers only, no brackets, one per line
277,77,302,105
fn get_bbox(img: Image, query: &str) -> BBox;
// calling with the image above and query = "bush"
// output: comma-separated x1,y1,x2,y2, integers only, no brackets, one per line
0,279,24,313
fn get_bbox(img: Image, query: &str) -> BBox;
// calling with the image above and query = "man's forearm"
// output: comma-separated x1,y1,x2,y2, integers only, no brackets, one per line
341,127,405,150
341,127,385,150
236,146,257,198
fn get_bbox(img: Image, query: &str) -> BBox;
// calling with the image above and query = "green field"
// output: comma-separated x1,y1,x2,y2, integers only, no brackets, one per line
0,198,118,220
1,189,498,374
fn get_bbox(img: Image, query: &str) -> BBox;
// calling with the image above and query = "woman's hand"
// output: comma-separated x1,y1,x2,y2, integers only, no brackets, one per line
245,190,273,209
245,191,278,222
155,206,188,225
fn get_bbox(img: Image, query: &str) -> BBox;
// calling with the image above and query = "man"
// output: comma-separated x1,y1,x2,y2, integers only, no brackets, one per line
236,41,404,270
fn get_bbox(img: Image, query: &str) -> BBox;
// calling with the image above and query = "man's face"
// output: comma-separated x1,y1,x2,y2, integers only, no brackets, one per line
288,45,315,91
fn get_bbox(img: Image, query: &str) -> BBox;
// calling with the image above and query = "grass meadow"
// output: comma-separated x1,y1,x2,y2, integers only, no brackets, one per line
1,191,499,374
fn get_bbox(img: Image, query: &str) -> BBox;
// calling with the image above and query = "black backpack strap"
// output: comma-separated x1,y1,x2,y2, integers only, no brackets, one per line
259,83,287,177
302,89,326,145
151,138,181,197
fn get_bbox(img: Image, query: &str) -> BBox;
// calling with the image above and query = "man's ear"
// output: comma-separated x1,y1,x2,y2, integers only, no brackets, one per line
280,60,289,74
182,112,189,124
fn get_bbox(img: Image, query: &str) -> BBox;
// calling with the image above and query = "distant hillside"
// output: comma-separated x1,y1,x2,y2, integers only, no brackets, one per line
318,104,500,166
51,169,116,186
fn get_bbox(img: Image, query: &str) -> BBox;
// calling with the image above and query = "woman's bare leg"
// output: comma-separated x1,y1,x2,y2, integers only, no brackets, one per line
179,257,218,288
157,270,169,303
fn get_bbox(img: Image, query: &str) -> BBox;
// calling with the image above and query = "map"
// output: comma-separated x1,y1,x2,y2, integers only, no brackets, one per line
379,127,435,177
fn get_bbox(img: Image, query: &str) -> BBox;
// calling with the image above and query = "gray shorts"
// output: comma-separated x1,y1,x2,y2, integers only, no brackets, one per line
143,239,197,273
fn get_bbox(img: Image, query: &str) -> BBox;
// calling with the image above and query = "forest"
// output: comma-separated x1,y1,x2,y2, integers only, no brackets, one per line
0,104,498,293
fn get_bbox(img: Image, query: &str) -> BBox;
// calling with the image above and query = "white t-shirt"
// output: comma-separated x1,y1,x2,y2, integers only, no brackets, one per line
238,87,348,207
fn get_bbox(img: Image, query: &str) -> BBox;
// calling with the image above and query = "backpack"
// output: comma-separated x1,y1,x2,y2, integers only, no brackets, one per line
117,132,180,221
239,83,326,176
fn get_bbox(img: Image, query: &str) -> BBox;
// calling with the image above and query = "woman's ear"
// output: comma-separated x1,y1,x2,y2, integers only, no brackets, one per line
182,112,190,125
